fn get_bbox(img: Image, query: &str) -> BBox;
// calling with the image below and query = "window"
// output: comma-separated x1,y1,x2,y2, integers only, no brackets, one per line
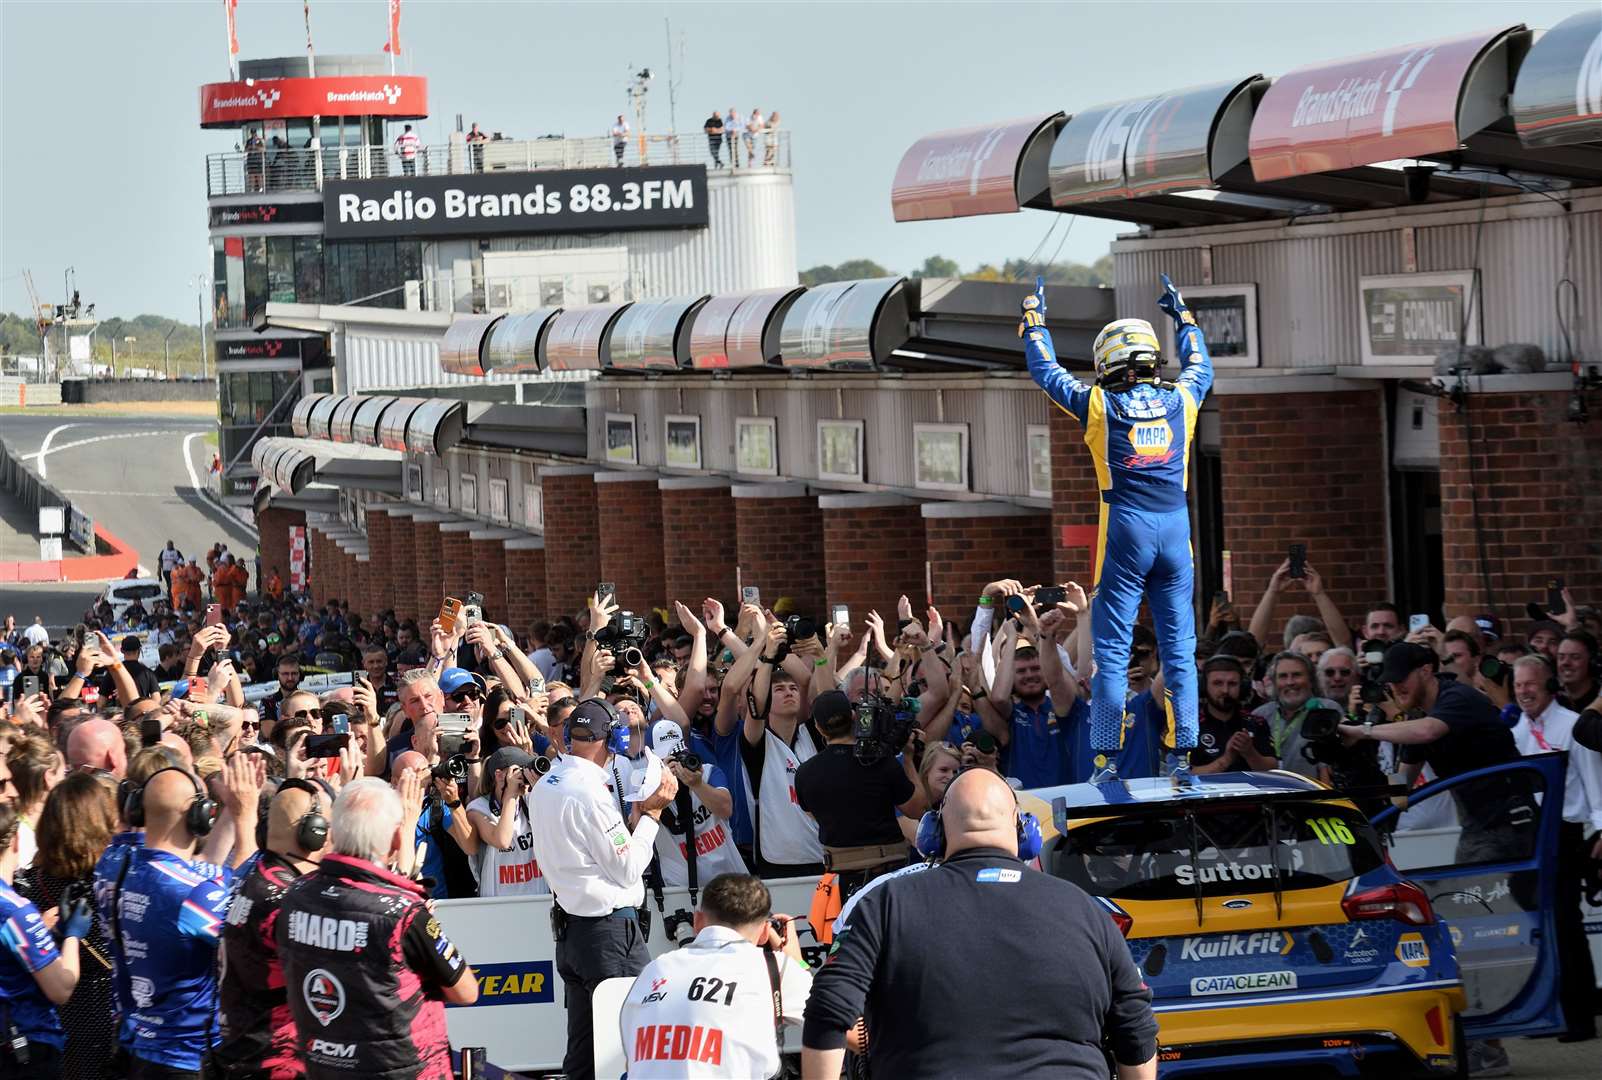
407,464,423,499
460,474,478,514
243,237,268,324
213,237,246,330
489,478,509,521
817,420,865,483
294,237,324,303
1027,425,1051,498
524,482,544,530
913,423,969,492
267,237,296,304
369,241,398,306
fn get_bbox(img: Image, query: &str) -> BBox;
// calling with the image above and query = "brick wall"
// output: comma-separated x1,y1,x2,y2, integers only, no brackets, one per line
821,496,927,627
734,486,825,619
1439,389,1602,634
470,534,510,624
413,518,446,620
388,511,418,622
540,469,600,618
1050,406,1105,585
254,506,305,597
924,505,1054,617
1216,389,1388,643
661,481,738,612
365,511,396,615
595,476,667,615
308,528,331,607
504,540,548,633
439,525,477,602
352,554,376,616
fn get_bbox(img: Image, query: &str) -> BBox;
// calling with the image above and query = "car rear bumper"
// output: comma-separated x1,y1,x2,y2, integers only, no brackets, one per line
1155,986,1466,1076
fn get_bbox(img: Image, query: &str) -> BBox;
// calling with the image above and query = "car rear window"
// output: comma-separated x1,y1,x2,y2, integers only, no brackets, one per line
1051,801,1384,901
113,585,164,601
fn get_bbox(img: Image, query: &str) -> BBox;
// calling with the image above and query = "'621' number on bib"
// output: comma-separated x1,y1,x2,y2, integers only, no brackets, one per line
687,976,739,1006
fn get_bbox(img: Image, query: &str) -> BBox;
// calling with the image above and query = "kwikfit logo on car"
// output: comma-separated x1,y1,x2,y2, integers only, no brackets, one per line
1179,931,1294,962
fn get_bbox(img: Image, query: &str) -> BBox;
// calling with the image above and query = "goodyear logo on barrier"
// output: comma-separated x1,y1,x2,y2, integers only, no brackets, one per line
449,961,555,1008
1395,933,1430,968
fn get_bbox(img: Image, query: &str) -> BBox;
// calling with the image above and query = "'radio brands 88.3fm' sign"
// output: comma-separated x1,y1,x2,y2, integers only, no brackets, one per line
322,165,709,240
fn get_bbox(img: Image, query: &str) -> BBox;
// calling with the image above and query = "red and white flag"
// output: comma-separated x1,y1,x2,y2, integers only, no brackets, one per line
383,0,403,55
224,0,239,55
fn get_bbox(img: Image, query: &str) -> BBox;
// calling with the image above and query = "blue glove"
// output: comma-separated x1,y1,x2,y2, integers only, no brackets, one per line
58,895,93,941
1157,272,1195,327
1018,276,1047,337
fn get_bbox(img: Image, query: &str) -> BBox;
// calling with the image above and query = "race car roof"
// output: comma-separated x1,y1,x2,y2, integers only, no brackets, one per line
1029,770,1327,814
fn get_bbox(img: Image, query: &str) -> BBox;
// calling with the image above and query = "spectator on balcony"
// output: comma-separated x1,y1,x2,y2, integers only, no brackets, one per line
725,107,742,167
244,130,266,192
467,122,488,173
395,124,420,176
611,114,630,166
764,111,782,166
703,110,725,167
744,107,765,164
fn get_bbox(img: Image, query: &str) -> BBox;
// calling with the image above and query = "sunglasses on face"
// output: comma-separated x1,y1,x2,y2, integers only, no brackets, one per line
449,689,482,702
1324,668,1354,677
289,707,323,720
240,720,259,731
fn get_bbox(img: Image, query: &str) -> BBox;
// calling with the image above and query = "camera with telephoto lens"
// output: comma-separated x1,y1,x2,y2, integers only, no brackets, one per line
1300,704,1389,817
594,611,649,673
1357,638,1390,704
432,754,469,783
666,747,702,772
522,756,553,782
852,692,917,765
784,615,817,645
662,908,697,948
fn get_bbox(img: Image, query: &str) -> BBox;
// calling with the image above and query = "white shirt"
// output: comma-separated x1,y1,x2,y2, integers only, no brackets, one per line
159,548,184,573
725,111,742,136
652,766,746,887
528,753,659,916
395,131,419,158
530,647,557,681
1515,699,1602,832
745,111,764,135
612,121,630,141
620,924,811,1079
746,727,823,866
21,623,49,648
468,791,551,897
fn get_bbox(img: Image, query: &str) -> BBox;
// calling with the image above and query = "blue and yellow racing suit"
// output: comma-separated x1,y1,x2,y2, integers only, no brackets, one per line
1023,310,1214,755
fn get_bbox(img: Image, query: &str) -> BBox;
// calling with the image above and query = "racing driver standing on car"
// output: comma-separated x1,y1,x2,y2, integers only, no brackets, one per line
1022,274,1214,785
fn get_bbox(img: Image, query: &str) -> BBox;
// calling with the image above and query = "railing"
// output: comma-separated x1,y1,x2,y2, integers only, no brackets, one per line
205,131,791,197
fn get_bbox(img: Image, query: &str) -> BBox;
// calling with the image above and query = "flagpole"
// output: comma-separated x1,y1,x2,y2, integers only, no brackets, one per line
304,1,320,147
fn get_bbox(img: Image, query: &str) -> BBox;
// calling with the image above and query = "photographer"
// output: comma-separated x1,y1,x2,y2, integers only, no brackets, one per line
391,749,478,899
649,720,745,888
466,746,551,897
621,873,811,1080
1189,656,1277,774
795,690,919,892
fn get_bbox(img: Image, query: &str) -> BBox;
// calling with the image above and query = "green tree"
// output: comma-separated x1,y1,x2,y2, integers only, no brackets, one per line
911,255,960,279
799,258,892,286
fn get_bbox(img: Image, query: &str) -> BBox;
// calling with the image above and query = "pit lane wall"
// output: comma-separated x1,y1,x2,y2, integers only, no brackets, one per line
433,876,818,1072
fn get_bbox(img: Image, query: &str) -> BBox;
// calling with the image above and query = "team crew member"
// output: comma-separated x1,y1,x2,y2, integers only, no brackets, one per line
278,779,479,1080
529,699,679,1080
108,765,259,1080
213,780,334,1079
621,873,812,1079
0,802,91,1080
1022,274,1214,783
801,769,1158,1080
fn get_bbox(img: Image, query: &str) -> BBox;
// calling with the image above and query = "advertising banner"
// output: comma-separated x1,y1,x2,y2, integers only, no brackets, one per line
219,337,302,363
67,507,94,552
891,114,1059,221
1512,8,1602,148
323,166,709,239
209,202,324,228
289,525,306,593
1358,271,1480,365
1159,284,1260,368
200,75,427,126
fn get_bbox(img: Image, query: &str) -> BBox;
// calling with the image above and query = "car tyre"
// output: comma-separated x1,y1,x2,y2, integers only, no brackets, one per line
1451,1018,1467,1080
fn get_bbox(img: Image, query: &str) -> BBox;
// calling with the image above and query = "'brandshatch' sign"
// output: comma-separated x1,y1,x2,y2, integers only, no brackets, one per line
322,165,709,239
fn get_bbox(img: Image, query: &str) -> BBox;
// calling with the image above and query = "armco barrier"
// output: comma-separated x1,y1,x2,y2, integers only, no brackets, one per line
59,378,215,404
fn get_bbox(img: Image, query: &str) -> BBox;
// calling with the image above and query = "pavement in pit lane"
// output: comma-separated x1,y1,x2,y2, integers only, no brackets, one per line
1,413,255,627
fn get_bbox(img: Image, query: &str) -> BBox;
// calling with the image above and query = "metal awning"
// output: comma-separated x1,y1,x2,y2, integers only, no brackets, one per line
350,396,394,446
778,277,911,371
305,395,341,440
1514,8,1602,148
328,396,362,443
484,308,561,374
440,313,505,378
1248,26,1528,181
891,113,1063,221
403,398,468,457
688,286,805,369
252,436,403,495
608,296,710,371
291,392,330,437
544,303,632,371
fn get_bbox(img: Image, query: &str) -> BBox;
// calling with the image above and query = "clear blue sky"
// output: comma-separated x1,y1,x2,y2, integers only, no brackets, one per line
1,0,1591,321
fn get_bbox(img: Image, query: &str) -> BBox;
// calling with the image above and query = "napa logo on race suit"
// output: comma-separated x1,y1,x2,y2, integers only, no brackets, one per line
449,961,555,1007
1128,420,1174,457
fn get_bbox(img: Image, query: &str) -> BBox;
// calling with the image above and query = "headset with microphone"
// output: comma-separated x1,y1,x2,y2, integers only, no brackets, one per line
267,778,332,853
122,766,218,838
565,697,632,755
914,770,1043,862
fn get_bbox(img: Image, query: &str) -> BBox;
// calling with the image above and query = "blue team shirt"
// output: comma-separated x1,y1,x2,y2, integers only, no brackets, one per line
945,710,988,748
1066,690,1165,781
111,848,233,1070
93,829,142,1046
417,800,456,899
1007,694,1075,790
0,880,64,1049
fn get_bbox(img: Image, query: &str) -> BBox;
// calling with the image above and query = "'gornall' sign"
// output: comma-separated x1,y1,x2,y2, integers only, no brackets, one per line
322,165,709,240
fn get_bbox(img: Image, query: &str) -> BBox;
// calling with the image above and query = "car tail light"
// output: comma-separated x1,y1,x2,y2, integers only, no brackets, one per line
1108,908,1133,937
1425,1003,1447,1046
1342,881,1434,926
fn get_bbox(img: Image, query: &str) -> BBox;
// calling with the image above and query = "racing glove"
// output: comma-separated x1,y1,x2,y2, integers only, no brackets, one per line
1157,272,1195,327
58,894,94,941
1019,277,1047,337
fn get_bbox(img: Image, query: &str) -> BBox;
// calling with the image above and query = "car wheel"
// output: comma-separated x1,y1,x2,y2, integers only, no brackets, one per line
1451,1018,1467,1080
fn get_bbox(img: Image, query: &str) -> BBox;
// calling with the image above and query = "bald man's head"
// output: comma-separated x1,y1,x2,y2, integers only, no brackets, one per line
393,750,428,779
266,783,324,860
142,768,206,840
941,769,1021,857
67,718,127,777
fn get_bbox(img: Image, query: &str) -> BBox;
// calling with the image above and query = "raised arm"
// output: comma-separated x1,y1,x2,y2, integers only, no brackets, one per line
746,622,787,747
1301,564,1352,649
673,601,709,721
1158,273,1214,404
1248,560,1292,650
1020,282,1093,421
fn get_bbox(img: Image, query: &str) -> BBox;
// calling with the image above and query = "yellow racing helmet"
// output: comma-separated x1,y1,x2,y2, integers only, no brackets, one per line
1092,318,1162,385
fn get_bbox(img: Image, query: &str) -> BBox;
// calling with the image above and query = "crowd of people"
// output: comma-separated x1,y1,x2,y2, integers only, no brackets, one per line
701,106,783,168
0,540,1599,1076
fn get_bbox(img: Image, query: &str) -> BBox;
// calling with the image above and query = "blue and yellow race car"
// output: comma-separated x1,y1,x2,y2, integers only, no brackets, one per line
1024,757,1570,1077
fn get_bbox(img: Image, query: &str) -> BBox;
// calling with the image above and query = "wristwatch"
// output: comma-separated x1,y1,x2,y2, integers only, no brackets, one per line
489,648,505,661
445,799,462,809
1362,720,1376,738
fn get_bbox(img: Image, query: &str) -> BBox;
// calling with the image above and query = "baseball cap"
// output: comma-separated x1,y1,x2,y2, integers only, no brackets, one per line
566,698,618,741
1473,614,1502,641
811,689,852,728
438,667,483,695
483,746,537,776
652,718,687,758
1380,642,1438,685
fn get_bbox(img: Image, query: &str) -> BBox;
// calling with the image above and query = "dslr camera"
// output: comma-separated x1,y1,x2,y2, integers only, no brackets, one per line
1356,639,1390,705
852,692,917,765
665,746,702,772
594,611,649,672
784,614,817,645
